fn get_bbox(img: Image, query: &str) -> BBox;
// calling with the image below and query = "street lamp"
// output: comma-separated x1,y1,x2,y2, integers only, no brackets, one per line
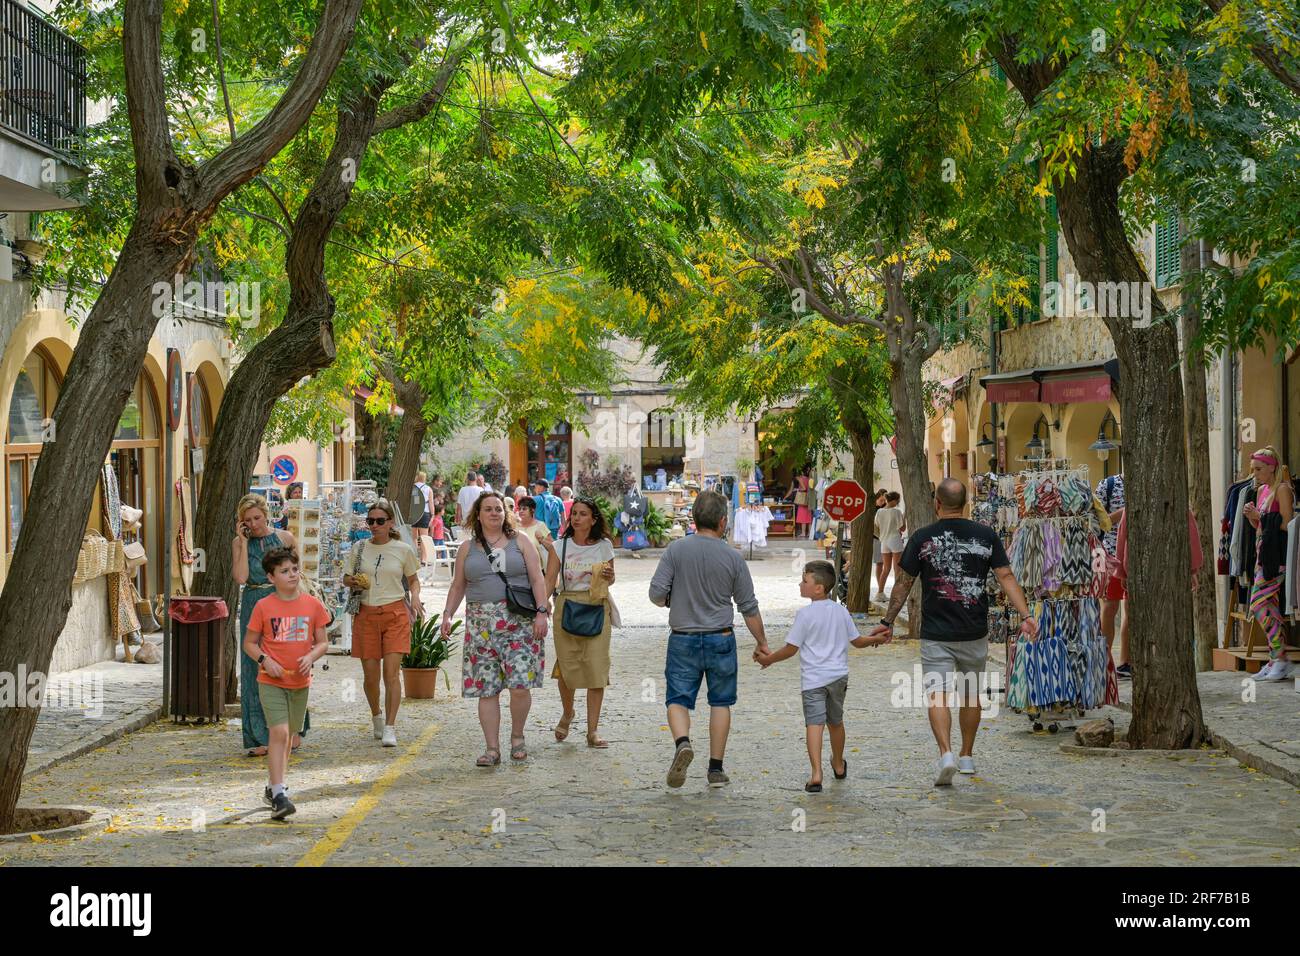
976,423,996,470
1090,412,1121,472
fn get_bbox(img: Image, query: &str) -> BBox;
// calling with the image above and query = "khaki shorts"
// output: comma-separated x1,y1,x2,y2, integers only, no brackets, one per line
920,637,989,698
801,675,848,726
259,684,310,732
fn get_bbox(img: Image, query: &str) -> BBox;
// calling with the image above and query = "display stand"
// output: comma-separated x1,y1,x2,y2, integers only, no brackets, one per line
318,480,378,653
977,458,1117,732
283,498,323,580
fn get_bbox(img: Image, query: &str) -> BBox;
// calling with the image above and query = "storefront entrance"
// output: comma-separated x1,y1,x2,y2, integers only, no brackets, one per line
524,421,572,488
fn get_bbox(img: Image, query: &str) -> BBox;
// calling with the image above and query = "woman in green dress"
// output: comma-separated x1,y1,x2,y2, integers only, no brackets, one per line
233,494,310,754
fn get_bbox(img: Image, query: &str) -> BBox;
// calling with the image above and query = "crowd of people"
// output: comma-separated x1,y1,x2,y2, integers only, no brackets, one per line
234,472,1059,819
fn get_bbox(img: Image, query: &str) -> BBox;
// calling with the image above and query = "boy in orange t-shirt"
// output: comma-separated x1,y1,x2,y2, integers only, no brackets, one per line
243,547,330,820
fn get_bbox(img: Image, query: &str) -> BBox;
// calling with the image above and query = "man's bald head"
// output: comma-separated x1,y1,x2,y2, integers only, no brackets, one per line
935,477,967,512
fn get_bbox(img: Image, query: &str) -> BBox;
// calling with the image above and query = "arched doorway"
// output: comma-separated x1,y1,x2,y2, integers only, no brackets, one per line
110,370,163,597
5,344,61,554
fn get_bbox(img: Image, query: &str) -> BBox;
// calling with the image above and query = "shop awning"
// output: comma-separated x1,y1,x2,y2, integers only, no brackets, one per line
937,375,968,406
981,359,1119,405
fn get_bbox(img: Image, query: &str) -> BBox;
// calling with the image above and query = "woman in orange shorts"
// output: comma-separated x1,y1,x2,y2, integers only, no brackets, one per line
343,499,422,747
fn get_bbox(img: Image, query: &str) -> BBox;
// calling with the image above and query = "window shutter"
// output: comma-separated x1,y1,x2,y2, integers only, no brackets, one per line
1045,196,1059,287
993,63,1006,83
1155,204,1182,288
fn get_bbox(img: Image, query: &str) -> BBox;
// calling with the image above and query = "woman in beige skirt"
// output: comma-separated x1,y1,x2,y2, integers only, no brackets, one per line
552,497,618,748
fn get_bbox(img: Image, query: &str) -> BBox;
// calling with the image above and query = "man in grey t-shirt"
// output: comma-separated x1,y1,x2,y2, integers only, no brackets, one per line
649,491,769,789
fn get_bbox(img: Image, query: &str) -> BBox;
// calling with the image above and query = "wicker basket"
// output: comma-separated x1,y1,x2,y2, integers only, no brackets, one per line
103,539,126,574
73,533,108,583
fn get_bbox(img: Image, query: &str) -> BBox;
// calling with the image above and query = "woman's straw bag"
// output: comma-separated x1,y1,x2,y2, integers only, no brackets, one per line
103,538,126,574
73,532,108,584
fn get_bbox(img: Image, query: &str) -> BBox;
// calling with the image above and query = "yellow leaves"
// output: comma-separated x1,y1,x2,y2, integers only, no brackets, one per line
804,187,827,210
1032,179,1053,199
699,31,708,51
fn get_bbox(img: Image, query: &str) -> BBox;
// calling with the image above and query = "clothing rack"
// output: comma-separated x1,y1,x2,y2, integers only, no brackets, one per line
993,462,1119,730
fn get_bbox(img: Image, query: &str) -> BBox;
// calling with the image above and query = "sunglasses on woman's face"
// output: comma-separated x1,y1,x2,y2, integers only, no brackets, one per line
366,516,388,526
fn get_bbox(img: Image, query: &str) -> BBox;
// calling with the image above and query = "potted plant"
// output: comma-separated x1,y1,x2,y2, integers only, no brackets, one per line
401,612,460,699
736,457,755,483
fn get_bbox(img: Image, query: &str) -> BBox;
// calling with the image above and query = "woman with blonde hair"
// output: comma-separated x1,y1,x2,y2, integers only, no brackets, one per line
233,493,308,755
442,491,550,765
1243,445,1295,681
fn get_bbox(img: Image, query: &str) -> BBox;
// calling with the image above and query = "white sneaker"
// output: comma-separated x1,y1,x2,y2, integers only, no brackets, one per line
957,755,976,775
1255,660,1292,682
372,715,385,739
381,725,397,747
935,752,958,787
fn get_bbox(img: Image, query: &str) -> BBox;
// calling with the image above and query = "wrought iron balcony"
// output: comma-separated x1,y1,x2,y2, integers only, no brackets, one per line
0,0,86,155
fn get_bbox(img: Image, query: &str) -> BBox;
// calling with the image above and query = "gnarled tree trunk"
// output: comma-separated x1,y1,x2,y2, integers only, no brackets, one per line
993,40,1205,747
0,0,362,832
385,376,431,515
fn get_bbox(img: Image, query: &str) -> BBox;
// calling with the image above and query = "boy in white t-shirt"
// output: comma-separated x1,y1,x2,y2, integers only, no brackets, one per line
757,560,890,792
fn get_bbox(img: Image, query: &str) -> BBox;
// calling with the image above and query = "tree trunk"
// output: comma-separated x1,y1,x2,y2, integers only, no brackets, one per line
1050,144,1205,748
385,377,431,515
1181,238,1217,671
845,424,876,612
888,341,937,634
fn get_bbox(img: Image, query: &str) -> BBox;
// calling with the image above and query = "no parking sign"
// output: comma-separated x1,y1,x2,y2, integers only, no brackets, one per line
271,455,298,486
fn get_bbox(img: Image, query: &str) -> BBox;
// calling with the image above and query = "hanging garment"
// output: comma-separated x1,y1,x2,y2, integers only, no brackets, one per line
1040,521,1064,592
1231,483,1257,580
731,508,753,545
1062,600,1088,705
1026,601,1076,709
1219,479,1252,575
1006,628,1029,711
100,464,141,641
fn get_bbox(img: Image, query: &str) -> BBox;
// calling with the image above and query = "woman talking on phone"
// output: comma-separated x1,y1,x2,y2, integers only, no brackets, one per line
233,493,309,756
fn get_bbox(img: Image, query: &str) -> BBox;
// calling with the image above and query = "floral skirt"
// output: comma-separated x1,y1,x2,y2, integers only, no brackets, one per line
462,601,545,698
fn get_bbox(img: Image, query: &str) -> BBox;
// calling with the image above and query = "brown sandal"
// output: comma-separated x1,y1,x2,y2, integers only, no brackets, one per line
476,748,501,767
586,731,609,749
554,711,575,742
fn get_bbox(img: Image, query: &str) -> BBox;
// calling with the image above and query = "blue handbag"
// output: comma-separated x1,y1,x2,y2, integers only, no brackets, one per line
623,528,649,550
559,538,606,637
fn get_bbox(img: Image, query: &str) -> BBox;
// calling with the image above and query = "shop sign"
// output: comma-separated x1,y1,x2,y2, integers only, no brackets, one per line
1040,374,1112,404
985,379,1040,404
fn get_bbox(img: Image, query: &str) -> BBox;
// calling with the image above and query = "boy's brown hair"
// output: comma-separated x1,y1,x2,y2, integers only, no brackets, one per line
261,546,299,577
803,559,836,597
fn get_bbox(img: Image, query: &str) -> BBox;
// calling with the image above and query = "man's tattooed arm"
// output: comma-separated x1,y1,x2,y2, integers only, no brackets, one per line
883,571,915,623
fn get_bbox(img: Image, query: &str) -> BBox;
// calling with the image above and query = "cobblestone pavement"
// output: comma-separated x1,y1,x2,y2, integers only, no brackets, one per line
4,556,1297,865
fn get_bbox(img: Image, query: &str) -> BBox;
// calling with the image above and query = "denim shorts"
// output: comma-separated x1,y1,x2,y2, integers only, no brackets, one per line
665,630,738,709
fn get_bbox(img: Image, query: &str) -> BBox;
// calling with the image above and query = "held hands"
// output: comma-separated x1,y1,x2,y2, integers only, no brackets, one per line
867,623,893,640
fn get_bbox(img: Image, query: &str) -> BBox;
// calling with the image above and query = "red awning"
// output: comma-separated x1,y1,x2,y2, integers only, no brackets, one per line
1040,373,1113,404
985,379,1040,403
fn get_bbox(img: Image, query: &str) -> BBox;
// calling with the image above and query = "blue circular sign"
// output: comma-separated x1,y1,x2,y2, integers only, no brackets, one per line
271,455,298,485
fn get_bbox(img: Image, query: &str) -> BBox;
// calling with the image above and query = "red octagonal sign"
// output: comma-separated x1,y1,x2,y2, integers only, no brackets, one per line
822,478,868,523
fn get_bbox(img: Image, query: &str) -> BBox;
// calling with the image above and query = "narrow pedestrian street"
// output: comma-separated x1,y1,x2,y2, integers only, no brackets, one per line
5,557,1295,866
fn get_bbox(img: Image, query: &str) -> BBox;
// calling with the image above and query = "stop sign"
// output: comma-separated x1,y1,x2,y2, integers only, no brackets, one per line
822,478,868,523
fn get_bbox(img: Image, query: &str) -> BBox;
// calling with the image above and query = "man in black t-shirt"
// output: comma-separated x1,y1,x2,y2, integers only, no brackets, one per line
868,478,1037,787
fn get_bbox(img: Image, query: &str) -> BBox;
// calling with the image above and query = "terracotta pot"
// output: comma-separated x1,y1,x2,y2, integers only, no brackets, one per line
401,666,441,699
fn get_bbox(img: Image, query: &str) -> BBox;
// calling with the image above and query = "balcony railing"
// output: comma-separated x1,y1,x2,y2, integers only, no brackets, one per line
0,0,86,154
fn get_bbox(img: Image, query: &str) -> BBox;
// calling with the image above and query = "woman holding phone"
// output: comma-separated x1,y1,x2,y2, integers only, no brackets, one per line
233,494,307,756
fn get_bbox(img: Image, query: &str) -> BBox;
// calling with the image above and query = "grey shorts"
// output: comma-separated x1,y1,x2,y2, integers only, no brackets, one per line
920,638,989,697
801,675,848,726
872,536,882,563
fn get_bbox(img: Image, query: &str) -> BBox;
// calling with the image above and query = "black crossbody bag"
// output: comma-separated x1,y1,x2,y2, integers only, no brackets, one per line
559,537,606,637
492,540,542,616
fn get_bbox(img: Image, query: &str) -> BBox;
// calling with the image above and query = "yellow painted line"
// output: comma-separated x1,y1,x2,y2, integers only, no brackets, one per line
295,722,439,867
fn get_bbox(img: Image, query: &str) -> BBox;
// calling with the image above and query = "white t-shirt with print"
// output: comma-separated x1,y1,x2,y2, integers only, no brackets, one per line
785,599,858,691
558,537,615,593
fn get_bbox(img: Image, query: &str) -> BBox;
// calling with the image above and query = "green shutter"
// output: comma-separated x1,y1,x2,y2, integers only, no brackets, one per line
1155,204,1181,288
993,62,1006,83
1045,196,1059,287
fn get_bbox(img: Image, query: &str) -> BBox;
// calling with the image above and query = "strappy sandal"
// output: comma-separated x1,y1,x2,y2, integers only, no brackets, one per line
245,746,268,757
586,731,609,749
554,712,575,742
510,736,527,761
804,781,823,793
833,758,848,780
476,748,501,767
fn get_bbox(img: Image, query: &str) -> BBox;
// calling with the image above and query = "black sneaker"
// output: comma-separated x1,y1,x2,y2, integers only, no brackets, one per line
264,786,289,806
1115,663,1132,680
270,793,296,821
666,740,694,788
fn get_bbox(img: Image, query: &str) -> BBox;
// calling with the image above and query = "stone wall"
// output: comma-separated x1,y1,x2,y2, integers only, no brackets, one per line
50,576,114,674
